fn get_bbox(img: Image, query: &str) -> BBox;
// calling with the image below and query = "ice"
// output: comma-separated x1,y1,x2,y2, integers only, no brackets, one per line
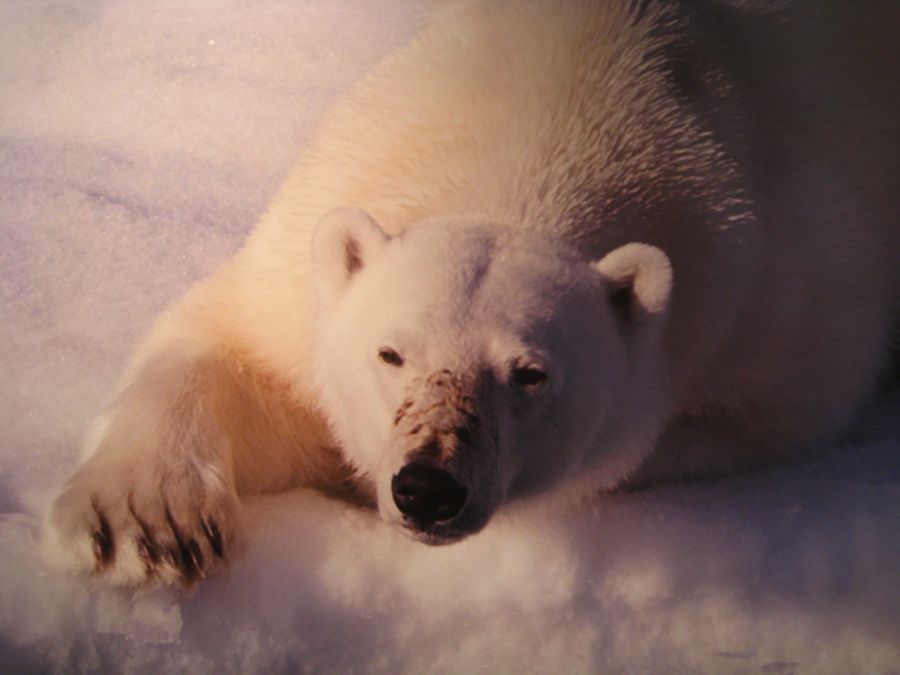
1,1,897,673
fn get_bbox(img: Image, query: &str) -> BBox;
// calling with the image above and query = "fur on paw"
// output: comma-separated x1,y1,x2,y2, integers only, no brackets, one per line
42,454,240,587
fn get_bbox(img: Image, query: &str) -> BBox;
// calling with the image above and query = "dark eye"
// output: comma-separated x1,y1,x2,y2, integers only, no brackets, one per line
511,364,548,388
378,347,404,367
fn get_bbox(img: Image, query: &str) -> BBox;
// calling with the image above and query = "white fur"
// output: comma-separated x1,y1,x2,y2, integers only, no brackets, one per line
44,0,899,584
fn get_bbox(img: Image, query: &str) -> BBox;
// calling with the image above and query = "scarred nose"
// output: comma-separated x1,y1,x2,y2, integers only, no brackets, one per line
391,463,468,523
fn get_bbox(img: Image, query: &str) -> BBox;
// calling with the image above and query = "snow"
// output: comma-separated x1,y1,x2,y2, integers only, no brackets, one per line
0,1,898,672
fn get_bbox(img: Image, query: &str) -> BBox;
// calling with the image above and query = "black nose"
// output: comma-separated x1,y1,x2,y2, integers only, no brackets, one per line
391,464,468,523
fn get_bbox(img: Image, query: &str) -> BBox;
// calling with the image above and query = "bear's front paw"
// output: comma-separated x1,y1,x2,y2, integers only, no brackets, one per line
42,453,240,587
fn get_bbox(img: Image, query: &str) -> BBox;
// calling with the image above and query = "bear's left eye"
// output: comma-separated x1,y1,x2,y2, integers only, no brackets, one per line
511,364,548,388
378,347,404,367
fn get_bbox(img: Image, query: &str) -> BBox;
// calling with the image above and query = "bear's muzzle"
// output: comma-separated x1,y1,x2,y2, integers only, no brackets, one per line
389,368,500,542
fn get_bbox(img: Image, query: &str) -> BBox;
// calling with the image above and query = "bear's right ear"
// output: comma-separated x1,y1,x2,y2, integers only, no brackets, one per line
312,207,391,308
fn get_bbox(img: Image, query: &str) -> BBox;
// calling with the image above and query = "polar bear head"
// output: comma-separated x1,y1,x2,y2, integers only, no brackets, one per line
312,207,673,544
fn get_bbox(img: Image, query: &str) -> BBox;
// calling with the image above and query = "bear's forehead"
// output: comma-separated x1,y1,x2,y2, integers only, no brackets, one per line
388,222,578,290
360,226,593,341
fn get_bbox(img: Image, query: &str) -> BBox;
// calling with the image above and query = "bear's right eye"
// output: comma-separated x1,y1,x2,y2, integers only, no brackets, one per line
378,347,404,367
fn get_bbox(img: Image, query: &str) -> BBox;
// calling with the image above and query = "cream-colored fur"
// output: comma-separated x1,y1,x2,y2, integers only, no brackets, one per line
44,0,899,585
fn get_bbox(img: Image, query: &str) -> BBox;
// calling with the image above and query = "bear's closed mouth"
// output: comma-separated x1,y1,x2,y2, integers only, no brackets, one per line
402,518,471,546
398,497,494,546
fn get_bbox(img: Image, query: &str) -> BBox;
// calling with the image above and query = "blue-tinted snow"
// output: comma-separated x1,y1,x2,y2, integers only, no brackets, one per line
1,1,897,672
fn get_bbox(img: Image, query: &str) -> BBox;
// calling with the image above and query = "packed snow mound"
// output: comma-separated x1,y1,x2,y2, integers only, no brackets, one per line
1,1,897,673
3,424,899,673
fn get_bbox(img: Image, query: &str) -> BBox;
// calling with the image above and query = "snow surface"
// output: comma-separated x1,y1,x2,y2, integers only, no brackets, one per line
1,1,898,672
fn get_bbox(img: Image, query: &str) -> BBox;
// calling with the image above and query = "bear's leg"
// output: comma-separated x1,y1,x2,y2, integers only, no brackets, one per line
41,346,247,586
42,278,350,586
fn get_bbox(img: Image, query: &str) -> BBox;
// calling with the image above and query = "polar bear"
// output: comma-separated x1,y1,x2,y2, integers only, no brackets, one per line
44,0,899,586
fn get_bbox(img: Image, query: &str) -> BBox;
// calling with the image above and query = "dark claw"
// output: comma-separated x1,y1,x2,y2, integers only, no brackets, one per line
161,547,178,568
187,540,204,577
129,497,162,571
90,501,114,568
91,530,113,568
137,536,160,568
201,517,224,558
165,506,200,582
177,545,199,581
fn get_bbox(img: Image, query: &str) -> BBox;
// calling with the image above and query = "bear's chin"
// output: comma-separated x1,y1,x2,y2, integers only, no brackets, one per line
403,528,468,546
394,507,493,546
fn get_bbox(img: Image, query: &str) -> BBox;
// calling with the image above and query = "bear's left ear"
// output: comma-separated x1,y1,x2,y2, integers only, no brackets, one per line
312,207,391,308
592,243,673,324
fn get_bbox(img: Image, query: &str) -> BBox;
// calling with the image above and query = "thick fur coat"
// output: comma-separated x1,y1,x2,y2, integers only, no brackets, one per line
44,0,899,586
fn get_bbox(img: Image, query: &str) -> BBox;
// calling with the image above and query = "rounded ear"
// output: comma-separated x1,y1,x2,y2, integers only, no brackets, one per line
312,207,391,308
592,243,673,323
